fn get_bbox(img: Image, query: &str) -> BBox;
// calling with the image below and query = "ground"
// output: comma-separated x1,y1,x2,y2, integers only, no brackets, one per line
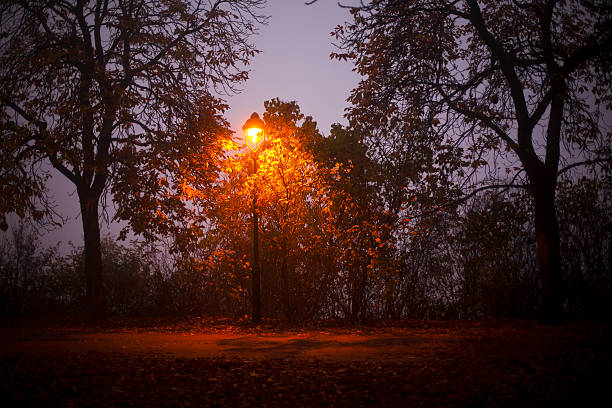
1,318,610,407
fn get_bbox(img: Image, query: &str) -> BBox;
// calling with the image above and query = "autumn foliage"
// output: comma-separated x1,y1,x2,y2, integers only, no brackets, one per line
0,1,610,324
5,96,609,322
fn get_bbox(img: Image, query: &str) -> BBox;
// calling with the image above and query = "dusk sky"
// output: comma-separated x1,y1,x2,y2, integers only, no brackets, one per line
39,0,361,251
226,0,361,135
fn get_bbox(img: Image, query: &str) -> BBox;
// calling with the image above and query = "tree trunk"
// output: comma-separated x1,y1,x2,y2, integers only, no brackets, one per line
78,190,106,322
533,181,564,323
280,237,290,320
350,264,367,321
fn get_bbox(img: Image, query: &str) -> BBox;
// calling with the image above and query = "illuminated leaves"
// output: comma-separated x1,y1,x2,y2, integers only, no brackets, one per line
194,99,357,318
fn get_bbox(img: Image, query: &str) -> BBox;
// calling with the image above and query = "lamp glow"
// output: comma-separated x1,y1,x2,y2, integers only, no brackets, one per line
242,112,265,152
247,127,262,143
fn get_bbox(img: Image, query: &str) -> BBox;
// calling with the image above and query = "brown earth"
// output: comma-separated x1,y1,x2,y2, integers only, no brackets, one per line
1,318,610,407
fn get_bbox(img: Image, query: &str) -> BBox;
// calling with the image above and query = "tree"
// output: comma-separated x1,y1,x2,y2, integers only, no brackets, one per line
200,99,332,320
0,0,265,320
310,124,389,320
333,0,611,322
454,191,539,318
259,99,323,318
556,175,612,317
0,222,59,316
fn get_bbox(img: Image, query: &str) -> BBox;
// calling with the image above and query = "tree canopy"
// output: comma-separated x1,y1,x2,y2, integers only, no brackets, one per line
332,0,611,322
1,1,610,324
0,0,266,320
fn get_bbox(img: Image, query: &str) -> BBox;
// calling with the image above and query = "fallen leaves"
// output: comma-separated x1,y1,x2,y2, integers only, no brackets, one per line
1,319,610,407
0,350,606,407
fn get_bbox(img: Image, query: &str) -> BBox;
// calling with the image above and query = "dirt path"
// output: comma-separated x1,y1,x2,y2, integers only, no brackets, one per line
2,319,608,362
1,329,456,361
1,321,610,407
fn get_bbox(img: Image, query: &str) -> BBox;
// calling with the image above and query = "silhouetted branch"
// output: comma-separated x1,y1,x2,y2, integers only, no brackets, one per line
2,100,47,131
305,0,365,9
458,183,529,204
558,157,612,176
404,181,529,223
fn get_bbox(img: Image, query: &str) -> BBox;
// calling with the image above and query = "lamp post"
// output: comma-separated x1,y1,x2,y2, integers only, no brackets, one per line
242,112,265,324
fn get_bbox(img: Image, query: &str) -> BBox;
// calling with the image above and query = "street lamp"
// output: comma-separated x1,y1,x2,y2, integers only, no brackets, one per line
242,112,265,324
243,112,265,152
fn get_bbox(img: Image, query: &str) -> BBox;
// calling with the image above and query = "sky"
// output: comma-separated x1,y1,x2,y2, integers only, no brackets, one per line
225,0,361,135
28,0,361,252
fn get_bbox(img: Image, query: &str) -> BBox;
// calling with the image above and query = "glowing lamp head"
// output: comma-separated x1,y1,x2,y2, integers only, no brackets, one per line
242,112,265,151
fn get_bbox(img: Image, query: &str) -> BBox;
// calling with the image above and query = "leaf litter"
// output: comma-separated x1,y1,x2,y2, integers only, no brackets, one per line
1,319,610,407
